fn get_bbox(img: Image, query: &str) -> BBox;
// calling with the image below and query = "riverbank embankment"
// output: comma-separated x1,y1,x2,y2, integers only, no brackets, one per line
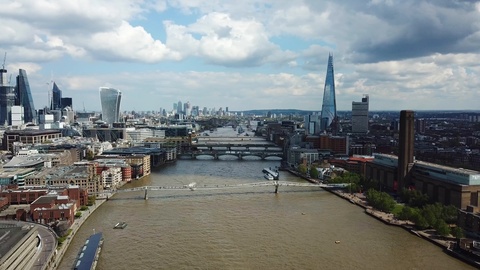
52,179,129,269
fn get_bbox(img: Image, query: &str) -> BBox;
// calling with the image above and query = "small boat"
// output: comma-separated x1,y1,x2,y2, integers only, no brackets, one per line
335,241,340,244
114,222,127,229
264,174,274,180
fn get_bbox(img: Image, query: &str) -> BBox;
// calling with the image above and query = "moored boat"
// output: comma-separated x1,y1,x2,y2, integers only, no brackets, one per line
264,174,274,180
73,232,103,270
113,222,127,229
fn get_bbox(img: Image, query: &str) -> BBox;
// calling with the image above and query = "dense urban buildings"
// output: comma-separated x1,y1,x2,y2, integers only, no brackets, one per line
99,87,122,125
320,54,337,133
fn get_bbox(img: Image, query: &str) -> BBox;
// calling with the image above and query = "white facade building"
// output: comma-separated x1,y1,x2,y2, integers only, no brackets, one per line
351,94,369,134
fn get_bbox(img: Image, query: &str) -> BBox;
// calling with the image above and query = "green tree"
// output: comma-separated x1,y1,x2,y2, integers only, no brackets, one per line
452,226,465,239
396,206,417,221
434,219,451,237
298,164,307,175
310,166,319,179
411,211,429,229
365,189,396,213
442,205,458,224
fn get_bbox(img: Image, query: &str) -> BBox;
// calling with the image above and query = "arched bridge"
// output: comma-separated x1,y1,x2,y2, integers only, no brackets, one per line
101,181,348,200
179,150,283,160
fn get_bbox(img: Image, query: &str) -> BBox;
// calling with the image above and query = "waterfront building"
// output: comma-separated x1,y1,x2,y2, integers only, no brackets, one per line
320,54,337,133
101,167,123,189
94,159,132,182
30,194,76,225
365,152,480,209
351,94,369,134
99,87,122,125
15,69,36,123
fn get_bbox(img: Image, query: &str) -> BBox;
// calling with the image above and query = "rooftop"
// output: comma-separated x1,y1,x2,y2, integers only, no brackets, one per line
0,225,35,260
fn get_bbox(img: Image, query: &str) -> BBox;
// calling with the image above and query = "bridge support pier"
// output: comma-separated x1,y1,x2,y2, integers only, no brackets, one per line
274,181,279,194
144,189,148,200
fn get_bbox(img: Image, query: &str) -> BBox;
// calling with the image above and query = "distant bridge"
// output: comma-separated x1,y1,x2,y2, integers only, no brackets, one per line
101,181,346,200
179,149,283,160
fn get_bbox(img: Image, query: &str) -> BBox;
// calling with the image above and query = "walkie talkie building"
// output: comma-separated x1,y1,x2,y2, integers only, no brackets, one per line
99,87,122,124
320,54,337,133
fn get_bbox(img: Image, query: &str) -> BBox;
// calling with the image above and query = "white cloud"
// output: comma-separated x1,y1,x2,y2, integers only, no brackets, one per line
86,21,179,63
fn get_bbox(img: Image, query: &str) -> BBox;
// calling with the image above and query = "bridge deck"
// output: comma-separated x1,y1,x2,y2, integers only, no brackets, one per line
99,181,335,195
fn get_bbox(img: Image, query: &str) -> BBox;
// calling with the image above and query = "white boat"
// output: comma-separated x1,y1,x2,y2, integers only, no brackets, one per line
264,174,274,180
114,222,127,229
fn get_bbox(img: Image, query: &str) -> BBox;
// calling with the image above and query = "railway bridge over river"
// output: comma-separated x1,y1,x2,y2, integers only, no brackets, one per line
181,135,284,160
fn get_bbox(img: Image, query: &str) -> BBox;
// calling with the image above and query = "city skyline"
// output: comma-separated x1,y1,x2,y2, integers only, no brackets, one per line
0,1,479,112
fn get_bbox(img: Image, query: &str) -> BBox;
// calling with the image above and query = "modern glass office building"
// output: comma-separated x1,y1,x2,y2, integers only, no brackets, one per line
320,54,337,132
99,87,122,124
50,82,62,110
16,69,36,123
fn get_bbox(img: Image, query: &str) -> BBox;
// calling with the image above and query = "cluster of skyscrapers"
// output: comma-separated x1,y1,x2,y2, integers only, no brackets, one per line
0,66,36,126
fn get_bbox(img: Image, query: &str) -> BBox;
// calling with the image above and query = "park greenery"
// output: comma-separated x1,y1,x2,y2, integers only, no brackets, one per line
328,170,463,238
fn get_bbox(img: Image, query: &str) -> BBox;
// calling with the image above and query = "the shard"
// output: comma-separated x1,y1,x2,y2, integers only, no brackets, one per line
320,54,337,133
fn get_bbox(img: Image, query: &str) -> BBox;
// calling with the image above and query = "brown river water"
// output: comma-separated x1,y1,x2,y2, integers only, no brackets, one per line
58,158,474,270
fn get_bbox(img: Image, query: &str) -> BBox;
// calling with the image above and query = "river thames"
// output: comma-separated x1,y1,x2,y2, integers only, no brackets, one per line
58,158,474,269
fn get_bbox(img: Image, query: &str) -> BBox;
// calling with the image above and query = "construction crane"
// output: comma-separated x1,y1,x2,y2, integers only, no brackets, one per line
2,52,6,70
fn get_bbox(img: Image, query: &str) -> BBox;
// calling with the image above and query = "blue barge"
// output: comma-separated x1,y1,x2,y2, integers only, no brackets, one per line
73,232,104,270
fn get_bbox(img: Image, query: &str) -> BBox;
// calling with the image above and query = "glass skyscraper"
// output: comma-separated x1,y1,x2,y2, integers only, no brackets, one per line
0,68,14,125
50,82,62,110
15,69,36,124
320,54,337,132
99,87,122,124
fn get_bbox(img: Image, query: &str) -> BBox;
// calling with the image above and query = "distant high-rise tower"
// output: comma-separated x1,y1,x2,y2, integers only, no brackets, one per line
320,54,337,133
351,94,369,134
177,101,183,115
15,69,36,123
397,110,415,190
99,87,122,124
0,66,14,125
50,82,62,110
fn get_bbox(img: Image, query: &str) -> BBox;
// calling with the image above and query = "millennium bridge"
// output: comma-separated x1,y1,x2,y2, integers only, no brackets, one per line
100,181,349,200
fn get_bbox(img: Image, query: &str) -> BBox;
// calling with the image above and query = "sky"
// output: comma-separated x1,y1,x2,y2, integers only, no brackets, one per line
1,0,479,112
